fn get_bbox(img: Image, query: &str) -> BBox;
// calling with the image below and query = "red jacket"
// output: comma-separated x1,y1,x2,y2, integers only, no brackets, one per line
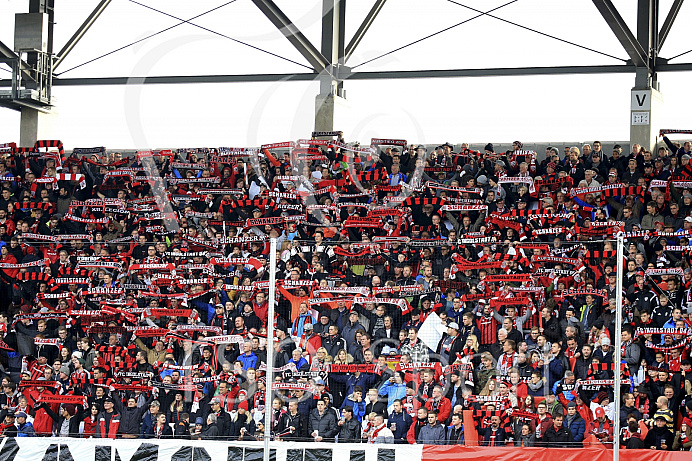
253,300,268,327
304,334,322,357
82,415,97,438
96,411,121,439
406,417,427,444
535,415,553,441
577,403,594,426
0,254,17,278
24,389,57,436
585,418,613,443
425,397,452,423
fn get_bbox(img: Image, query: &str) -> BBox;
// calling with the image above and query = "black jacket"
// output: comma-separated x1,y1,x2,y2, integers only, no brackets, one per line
447,425,464,445
210,409,232,437
644,426,674,450
308,408,339,441
174,420,191,439
148,423,174,439
42,404,85,437
283,412,308,441
337,417,361,443
116,394,155,435
202,422,220,440
365,400,388,418
542,316,561,344
322,335,347,359
544,424,574,447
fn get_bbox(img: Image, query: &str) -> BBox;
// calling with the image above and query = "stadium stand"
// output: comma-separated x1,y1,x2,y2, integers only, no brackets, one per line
0,132,689,451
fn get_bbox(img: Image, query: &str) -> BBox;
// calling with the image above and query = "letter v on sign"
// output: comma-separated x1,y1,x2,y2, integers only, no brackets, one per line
631,90,651,110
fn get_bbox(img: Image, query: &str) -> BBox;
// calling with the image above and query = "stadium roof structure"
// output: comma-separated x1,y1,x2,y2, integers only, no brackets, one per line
1,0,691,142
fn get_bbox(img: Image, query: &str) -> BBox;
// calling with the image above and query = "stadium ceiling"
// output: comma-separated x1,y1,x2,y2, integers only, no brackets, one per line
0,0,691,88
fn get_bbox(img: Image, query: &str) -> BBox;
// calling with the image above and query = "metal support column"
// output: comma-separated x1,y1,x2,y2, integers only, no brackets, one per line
315,0,348,132
635,0,658,89
592,0,673,153
629,0,662,153
15,0,55,145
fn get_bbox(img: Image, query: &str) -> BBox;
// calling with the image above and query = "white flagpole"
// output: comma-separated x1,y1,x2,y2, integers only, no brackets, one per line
264,237,277,461
613,235,624,459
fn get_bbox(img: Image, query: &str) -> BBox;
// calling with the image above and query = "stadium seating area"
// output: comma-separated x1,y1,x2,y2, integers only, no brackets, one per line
0,133,690,449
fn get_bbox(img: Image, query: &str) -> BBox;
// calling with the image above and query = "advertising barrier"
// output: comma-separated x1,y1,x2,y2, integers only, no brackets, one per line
0,438,688,461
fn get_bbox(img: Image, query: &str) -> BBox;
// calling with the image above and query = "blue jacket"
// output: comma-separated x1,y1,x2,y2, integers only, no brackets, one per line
238,352,258,370
297,395,316,417
547,356,564,389
565,413,586,442
446,308,464,326
291,314,313,337
141,410,156,438
339,394,366,421
378,381,406,409
388,410,412,442
288,356,309,372
331,372,378,397
191,299,215,324
17,421,36,436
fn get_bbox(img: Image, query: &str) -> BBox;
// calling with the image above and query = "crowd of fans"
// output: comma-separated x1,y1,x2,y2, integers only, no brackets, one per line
0,132,690,450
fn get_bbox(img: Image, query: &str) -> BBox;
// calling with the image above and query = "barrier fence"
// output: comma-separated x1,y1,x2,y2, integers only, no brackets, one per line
0,438,687,461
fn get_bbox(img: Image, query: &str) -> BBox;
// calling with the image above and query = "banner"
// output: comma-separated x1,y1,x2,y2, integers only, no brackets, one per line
0,437,683,461
36,394,87,405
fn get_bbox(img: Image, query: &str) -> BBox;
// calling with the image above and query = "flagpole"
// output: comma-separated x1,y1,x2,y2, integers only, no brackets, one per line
264,237,277,461
613,235,624,458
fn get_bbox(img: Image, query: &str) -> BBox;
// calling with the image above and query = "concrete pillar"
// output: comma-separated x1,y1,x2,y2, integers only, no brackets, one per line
20,107,56,147
314,92,348,133
630,87,663,153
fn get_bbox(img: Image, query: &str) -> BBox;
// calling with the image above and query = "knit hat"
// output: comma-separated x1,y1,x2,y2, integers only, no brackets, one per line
62,404,76,416
484,143,494,152
195,417,204,425
238,400,249,411
594,391,609,403
59,366,70,375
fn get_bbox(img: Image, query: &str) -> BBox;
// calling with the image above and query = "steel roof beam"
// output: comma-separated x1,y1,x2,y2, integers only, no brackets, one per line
2,63,691,88
54,0,114,70
592,0,649,68
0,40,35,82
250,0,330,73
658,0,684,50
344,0,387,63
